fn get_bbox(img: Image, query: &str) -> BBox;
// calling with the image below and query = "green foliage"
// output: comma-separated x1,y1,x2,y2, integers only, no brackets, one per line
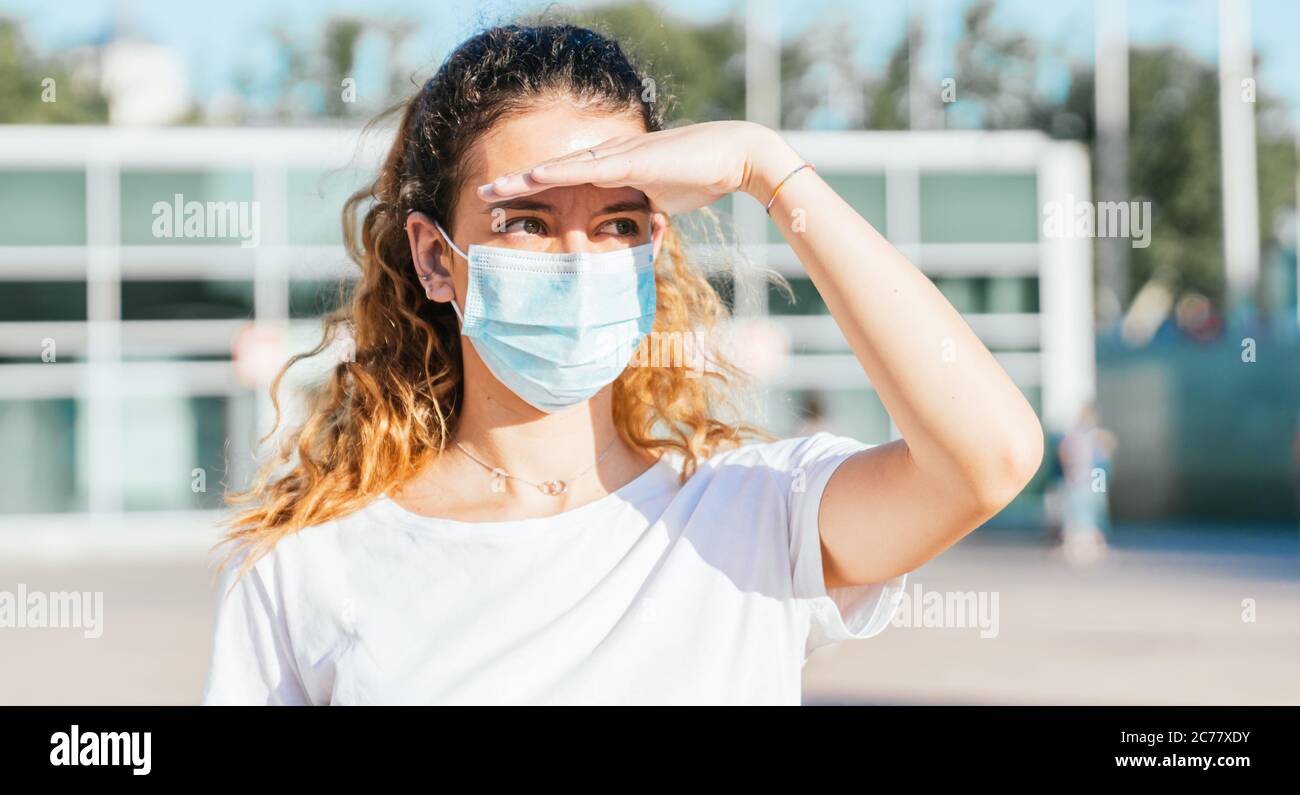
260,16,412,122
950,0,1039,129
563,1,745,123
867,28,911,131
884,0,1294,310
777,0,1296,310
1058,47,1296,307
1125,48,1227,301
322,19,365,117
0,18,108,124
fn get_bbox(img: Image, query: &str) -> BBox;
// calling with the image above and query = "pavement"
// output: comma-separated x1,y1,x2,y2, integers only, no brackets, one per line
803,529,1300,705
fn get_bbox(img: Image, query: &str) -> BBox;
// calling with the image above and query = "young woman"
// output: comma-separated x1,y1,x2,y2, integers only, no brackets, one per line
201,23,1043,705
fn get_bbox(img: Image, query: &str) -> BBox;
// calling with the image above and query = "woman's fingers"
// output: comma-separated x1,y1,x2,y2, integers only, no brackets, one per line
532,154,634,185
477,170,547,199
480,150,642,199
477,135,646,199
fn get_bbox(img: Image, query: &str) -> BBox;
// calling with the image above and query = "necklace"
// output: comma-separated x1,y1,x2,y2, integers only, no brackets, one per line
454,436,620,496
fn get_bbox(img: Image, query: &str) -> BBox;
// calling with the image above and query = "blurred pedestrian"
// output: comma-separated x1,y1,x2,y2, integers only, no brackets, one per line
1292,409,1300,535
1058,404,1117,565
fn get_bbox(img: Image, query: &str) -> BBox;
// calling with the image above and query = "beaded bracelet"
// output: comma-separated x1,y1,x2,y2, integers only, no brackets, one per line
764,162,816,215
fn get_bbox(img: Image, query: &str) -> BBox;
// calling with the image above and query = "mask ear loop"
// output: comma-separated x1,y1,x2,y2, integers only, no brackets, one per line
431,220,467,327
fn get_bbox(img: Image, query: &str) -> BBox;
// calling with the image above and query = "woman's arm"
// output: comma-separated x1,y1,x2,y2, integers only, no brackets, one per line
742,126,1043,586
481,121,1045,587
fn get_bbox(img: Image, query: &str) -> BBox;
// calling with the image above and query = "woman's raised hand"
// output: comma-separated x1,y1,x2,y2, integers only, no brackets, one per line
477,120,804,215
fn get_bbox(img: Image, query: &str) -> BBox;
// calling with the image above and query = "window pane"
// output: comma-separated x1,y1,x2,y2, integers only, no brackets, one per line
987,275,1040,313
920,173,1037,243
932,276,988,313
121,280,254,320
289,279,350,319
120,170,256,246
0,170,86,245
769,173,885,242
121,396,230,511
767,275,827,315
0,398,82,513
0,280,87,321
287,168,369,246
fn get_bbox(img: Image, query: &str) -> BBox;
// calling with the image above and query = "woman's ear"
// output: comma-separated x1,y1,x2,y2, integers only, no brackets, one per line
404,211,457,303
650,212,668,262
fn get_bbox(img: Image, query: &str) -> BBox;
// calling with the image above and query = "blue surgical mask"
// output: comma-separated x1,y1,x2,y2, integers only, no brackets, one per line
433,221,657,413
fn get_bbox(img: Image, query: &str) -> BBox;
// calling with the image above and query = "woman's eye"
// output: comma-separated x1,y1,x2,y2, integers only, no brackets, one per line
503,217,546,235
599,218,639,237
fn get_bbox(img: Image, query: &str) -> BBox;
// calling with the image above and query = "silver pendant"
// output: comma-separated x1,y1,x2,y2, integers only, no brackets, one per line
538,480,568,496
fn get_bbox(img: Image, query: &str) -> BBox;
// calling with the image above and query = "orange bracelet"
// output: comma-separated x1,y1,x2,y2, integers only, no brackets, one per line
764,163,815,215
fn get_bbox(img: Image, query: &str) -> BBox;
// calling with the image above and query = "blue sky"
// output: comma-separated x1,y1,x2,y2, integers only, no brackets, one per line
7,0,1300,123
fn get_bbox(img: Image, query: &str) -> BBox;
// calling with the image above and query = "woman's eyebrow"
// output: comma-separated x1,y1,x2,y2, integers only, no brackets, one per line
595,199,651,215
483,198,556,214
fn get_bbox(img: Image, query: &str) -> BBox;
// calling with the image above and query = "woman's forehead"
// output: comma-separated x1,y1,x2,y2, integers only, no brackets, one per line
467,104,644,183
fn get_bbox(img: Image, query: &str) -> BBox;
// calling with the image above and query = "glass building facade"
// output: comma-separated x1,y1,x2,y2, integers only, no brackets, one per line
0,127,1092,522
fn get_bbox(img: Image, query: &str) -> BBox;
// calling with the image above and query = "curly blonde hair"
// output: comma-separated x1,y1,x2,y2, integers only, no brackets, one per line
214,24,769,583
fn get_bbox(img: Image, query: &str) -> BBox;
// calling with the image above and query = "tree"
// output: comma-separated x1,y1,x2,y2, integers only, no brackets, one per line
564,0,746,124
0,18,108,124
256,16,412,123
879,0,1295,313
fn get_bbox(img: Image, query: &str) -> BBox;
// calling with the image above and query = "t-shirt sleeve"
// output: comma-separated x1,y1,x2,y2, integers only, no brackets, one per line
783,432,909,659
200,546,313,706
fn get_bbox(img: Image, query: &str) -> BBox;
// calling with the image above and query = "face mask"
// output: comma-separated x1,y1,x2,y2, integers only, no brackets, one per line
433,221,657,413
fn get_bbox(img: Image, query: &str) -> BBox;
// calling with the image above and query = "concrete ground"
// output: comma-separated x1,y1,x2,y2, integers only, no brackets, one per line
2,527,1297,705
803,530,1300,705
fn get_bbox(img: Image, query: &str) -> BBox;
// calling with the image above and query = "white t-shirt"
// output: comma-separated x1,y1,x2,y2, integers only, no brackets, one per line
200,432,909,705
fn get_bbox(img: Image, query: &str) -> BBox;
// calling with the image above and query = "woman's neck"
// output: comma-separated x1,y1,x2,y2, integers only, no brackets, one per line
389,377,659,521
453,380,625,483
